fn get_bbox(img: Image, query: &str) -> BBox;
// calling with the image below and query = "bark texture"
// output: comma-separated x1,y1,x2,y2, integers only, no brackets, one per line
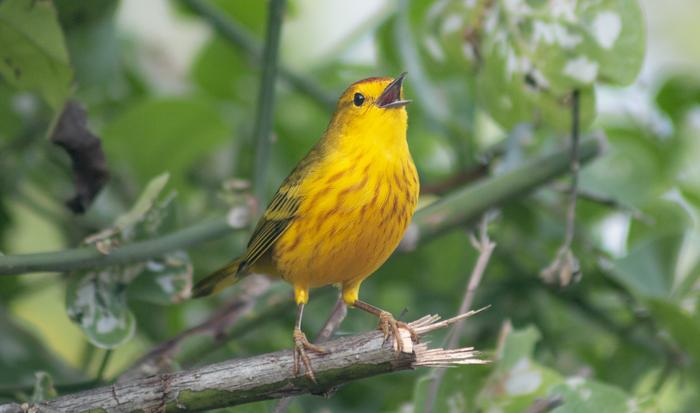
0,313,484,413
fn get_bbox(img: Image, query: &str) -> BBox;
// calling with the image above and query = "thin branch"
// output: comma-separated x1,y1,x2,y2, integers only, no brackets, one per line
314,294,348,344
0,137,605,276
94,350,112,382
551,183,650,223
422,216,496,413
0,280,276,399
0,313,485,413
122,285,332,378
420,163,489,196
540,90,582,286
419,139,506,196
252,0,286,204
178,287,298,367
445,217,496,348
0,216,234,276
119,276,272,381
179,0,335,109
564,90,581,250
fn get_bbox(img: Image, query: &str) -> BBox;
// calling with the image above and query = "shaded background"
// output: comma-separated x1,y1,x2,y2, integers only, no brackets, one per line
1,0,700,411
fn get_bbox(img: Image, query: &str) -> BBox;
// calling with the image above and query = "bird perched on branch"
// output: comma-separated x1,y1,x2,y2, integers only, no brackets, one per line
192,73,419,381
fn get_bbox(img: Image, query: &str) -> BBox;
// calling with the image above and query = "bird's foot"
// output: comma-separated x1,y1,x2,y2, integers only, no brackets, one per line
292,328,327,382
377,311,418,354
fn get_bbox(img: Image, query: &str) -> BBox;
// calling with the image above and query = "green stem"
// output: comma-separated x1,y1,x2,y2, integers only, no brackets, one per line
252,0,286,204
0,137,604,276
0,217,233,276
180,0,335,110
563,90,581,249
95,350,112,381
403,136,604,249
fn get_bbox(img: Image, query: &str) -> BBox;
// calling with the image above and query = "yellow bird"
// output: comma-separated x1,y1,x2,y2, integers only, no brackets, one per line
192,73,419,380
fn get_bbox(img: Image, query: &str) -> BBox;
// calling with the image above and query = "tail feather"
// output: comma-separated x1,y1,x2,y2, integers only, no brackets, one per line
191,258,245,298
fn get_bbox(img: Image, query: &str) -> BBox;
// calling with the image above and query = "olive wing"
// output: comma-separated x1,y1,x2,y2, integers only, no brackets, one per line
237,146,321,273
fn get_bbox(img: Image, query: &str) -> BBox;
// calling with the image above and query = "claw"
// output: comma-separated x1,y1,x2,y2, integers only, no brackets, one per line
398,320,419,343
292,328,327,382
377,311,419,354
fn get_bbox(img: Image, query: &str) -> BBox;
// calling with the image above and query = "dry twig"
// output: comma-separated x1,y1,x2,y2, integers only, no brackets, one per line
422,215,496,412
540,90,582,286
119,276,272,381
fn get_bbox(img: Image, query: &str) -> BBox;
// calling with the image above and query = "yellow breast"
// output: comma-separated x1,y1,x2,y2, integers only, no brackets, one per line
272,144,419,291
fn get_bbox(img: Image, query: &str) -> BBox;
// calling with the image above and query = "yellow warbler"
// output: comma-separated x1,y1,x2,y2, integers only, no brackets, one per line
192,73,419,380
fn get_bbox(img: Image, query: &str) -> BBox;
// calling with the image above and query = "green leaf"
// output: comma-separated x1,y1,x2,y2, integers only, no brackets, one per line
433,0,646,130
646,298,700,375
0,0,73,109
498,324,540,371
477,326,657,413
627,200,692,245
127,251,193,305
411,365,490,413
191,38,258,104
65,267,137,349
656,74,700,122
188,0,265,102
609,200,691,298
113,172,170,238
548,380,633,413
578,0,646,86
0,83,24,143
579,128,682,206
83,172,171,249
675,253,700,301
101,98,230,190
610,235,680,299
207,0,266,35
65,174,177,348
478,49,596,130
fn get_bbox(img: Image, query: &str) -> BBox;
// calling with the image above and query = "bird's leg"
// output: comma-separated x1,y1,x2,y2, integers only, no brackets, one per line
352,299,418,353
292,302,326,382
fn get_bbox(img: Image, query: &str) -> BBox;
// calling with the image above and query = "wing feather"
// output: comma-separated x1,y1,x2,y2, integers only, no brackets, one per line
238,146,321,273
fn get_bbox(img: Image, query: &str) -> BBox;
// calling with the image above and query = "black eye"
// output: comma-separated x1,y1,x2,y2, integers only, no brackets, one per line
353,93,365,107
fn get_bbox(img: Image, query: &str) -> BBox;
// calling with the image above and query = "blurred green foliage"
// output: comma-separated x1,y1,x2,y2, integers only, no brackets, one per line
1,0,699,411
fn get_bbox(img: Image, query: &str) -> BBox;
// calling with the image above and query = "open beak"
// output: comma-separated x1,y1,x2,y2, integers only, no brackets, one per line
376,72,411,109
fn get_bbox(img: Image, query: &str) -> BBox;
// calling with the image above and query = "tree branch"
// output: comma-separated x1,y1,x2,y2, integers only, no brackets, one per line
0,312,485,413
445,217,496,348
314,294,348,344
0,217,234,276
422,215,496,412
399,135,605,252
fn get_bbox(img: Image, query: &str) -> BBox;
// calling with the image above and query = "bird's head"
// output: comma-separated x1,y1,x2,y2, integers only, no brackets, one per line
327,73,410,147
